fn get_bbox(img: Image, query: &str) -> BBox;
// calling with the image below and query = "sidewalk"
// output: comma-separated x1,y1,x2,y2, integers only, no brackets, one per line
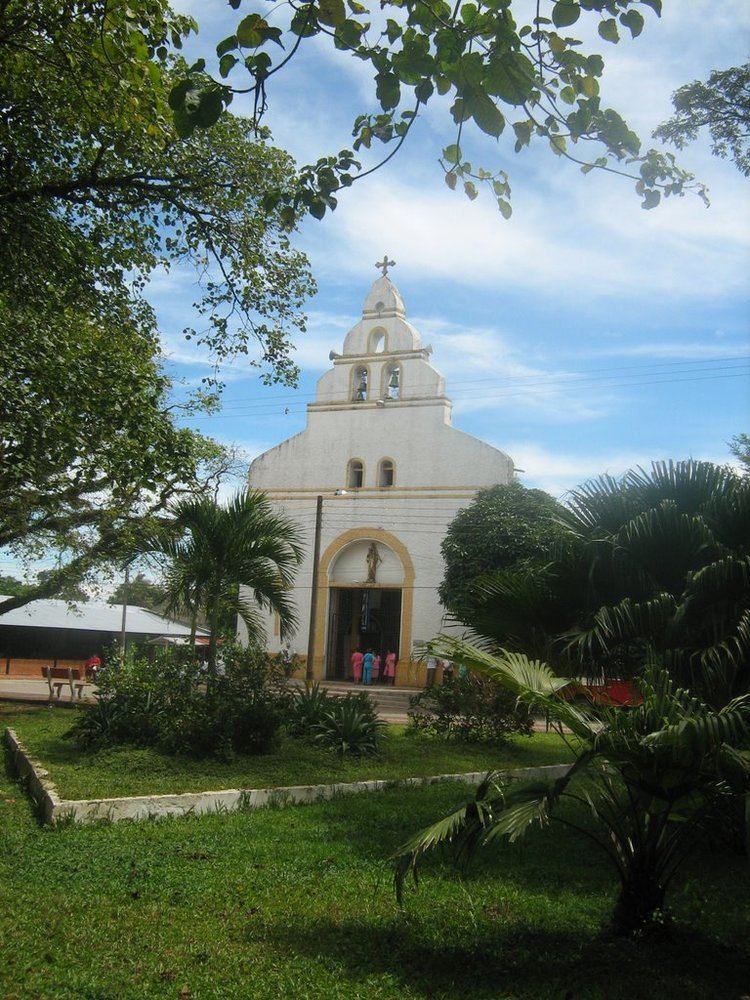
0,677,97,705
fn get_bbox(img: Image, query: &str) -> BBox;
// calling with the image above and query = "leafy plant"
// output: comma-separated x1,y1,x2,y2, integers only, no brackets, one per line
439,482,565,619
313,693,385,756
66,644,291,758
394,637,750,936
408,673,532,743
459,461,750,704
286,682,332,736
148,491,304,672
170,0,706,217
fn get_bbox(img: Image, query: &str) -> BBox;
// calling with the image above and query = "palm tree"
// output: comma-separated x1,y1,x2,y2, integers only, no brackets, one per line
154,491,303,672
394,637,750,935
458,461,750,703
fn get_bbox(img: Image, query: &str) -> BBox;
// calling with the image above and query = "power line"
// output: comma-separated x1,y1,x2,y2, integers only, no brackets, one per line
176,354,750,411
180,368,750,421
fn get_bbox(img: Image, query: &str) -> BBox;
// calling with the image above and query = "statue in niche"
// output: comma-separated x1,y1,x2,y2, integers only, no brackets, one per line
365,542,382,584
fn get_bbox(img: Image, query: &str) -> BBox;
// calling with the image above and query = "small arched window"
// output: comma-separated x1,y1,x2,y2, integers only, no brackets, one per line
352,366,368,401
378,459,395,488
369,328,387,354
386,364,401,399
347,459,364,489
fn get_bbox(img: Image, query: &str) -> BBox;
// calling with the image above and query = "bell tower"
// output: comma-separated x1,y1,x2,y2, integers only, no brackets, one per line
311,261,451,422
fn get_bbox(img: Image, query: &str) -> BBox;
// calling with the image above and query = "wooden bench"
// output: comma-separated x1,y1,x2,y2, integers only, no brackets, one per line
42,666,86,702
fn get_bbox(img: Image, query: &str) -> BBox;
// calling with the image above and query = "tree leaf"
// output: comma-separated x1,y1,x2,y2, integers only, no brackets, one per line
620,10,644,38
550,135,567,155
468,92,505,137
317,0,347,27
443,143,462,164
498,198,512,219
484,52,536,105
375,72,400,110
551,1,580,29
598,18,619,43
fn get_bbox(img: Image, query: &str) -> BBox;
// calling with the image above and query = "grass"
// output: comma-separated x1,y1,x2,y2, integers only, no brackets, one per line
1,730,748,999
1,702,572,799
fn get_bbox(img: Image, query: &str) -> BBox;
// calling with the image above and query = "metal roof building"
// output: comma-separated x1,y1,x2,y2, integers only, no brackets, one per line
0,597,207,677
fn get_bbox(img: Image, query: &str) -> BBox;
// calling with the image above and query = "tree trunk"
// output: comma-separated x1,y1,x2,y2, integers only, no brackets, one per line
611,866,666,935
189,610,198,659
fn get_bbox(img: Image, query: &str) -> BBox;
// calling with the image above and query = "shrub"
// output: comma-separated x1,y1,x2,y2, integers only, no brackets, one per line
66,643,291,758
408,673,533,743
286,682,331,736
312,693,384,756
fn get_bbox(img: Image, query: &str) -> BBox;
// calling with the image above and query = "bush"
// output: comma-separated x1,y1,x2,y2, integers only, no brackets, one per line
408,673,533,743
286,682,331,736
66,643,291,758
312,692,384,756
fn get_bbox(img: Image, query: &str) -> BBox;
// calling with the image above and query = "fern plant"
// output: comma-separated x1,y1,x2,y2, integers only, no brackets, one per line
394,637,750,936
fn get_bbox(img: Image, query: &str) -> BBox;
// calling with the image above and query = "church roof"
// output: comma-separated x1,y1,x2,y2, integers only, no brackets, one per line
362,275,405,320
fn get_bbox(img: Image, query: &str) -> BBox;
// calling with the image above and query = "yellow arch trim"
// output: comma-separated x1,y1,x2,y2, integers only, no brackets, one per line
312,527,415,679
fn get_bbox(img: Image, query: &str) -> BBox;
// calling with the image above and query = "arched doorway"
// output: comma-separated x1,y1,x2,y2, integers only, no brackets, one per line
313,529,414,681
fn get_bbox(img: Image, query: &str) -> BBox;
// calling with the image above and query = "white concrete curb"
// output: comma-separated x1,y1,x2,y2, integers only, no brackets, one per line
4,726,571,827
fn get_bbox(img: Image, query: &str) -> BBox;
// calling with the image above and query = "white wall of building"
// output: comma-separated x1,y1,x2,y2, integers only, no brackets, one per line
240,272,514,680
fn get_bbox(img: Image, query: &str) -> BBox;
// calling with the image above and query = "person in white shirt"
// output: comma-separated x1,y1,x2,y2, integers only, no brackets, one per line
425,655,437,688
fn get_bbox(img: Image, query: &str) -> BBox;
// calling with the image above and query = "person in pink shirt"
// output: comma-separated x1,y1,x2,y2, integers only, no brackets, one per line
350,648,363,683
372,653,381,683
384,650,397,685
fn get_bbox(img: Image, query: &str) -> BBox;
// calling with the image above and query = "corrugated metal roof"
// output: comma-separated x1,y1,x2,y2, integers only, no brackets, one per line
0,597,209,637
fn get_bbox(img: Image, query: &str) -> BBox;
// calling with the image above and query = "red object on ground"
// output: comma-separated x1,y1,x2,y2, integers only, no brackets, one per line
584,680,642,707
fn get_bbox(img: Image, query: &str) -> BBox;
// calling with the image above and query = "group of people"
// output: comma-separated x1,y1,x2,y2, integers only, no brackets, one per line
350,648,397,685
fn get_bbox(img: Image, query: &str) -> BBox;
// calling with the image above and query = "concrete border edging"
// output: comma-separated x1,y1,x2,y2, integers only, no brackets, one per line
4,727,571,826
4,727,63,823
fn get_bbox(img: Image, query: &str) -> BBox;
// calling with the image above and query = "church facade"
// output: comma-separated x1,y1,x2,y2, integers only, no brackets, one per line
242,268,515,685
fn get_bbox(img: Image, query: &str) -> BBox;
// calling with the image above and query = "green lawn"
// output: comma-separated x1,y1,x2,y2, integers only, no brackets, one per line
1,702,572,799
1,730,748,999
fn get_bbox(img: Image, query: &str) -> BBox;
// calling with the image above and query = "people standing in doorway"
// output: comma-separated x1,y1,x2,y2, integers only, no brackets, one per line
441,659,454,684
362,648,375,685
425,655,437,687
384,650,397,685
372,652,381,683
351,648,363,684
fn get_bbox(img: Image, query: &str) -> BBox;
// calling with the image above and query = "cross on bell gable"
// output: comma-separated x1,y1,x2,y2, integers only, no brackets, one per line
375,254,396,278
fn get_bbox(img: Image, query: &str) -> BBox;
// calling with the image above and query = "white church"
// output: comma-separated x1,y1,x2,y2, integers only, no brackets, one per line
244,263,515,686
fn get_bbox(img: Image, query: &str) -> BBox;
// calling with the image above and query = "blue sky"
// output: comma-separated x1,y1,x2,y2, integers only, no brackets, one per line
156,0,749,498
5,2,748,589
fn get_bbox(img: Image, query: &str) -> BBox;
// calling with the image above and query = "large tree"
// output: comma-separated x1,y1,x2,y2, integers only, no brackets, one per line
0,1,313,612
462,461,750,703
169,0,703,219
0,1,313,384
108,573,167,613
439,482,565,619
654,63,750,177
